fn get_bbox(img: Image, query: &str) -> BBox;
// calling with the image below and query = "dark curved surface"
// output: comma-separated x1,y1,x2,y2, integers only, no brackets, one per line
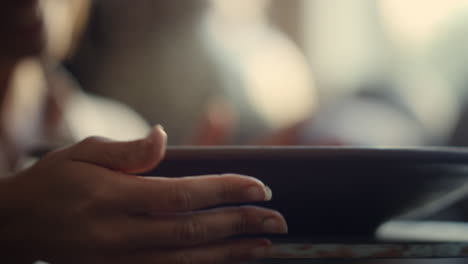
149,147,468,239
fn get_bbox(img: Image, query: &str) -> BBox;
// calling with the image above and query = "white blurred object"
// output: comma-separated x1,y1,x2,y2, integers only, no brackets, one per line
302,98,425,146
64,89,150,142
45,65,151,143
299,0,461,145
378,0,468,52
301,0,390,101
378,220,468,242
391,61,460,144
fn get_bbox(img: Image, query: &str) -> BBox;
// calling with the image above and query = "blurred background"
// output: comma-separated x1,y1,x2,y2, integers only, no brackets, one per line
50,0,468,147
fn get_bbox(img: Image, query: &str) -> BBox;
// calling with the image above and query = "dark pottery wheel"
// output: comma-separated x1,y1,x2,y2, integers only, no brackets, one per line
149,147,468,240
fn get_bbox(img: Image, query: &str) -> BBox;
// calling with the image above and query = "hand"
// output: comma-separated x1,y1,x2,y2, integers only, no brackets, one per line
0,126,287,263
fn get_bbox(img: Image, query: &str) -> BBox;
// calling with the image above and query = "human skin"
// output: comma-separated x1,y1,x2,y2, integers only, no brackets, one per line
0,126,287,263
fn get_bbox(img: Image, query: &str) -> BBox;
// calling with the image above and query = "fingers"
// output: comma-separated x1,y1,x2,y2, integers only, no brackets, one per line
124,206,287,247
119,174,272,213
111,239,273,264
68,126,167,174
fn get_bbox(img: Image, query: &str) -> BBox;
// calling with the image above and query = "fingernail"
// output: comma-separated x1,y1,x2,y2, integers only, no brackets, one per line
147,125,167,143
262,217,288,234
265,186,272,201
155,124,167,138
245,187,271,201
155,124,165,132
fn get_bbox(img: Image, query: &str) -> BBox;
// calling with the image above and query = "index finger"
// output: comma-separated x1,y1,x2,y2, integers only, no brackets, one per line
117,174,272,213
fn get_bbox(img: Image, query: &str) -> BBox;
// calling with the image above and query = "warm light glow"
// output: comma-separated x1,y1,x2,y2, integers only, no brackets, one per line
379,0,468,48
244,38,316,129
209,0,269,22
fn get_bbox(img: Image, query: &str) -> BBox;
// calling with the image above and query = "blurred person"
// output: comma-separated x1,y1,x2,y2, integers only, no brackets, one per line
0,1,288,263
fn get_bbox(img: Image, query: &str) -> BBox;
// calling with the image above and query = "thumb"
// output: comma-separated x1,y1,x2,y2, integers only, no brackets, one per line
68,125,167,174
